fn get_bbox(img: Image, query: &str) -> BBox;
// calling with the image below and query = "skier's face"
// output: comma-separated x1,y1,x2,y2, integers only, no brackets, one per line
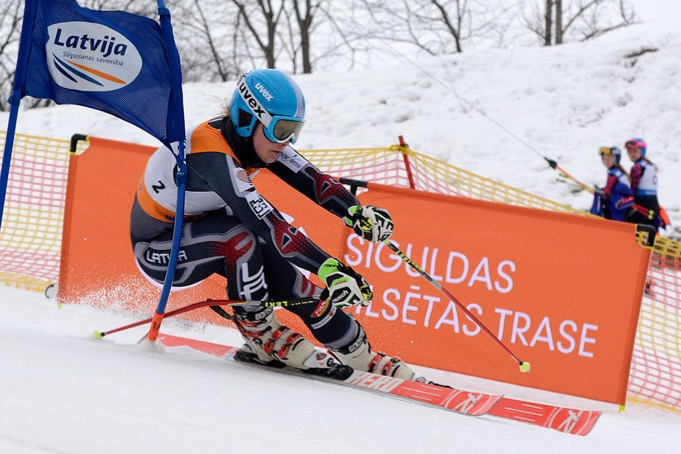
253,122,290,163
626,146,641,162
602,154,615,168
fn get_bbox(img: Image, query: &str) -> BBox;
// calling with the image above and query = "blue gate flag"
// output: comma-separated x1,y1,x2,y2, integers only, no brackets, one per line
18,0,184,147
1,0,187,333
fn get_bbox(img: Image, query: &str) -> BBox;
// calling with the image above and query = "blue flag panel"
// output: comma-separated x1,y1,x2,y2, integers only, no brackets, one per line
22,0,183,146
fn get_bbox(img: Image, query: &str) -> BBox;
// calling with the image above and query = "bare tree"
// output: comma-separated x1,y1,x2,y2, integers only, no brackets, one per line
429,0,464,53
171,0,240,82
525,0,636,46
192,0,231,81
543,0,553,46
231,0,286,69
0,0,24,111
0,0,643,112
292,0,320,73
271,0,331,74
358,0,461,55
355,0,515,55
555,0,564,43
575,0,637,40
304,1,373,71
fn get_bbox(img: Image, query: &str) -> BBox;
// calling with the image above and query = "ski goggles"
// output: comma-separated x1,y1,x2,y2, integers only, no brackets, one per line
263,116,304,144
599,147,616,156
625,139,645,150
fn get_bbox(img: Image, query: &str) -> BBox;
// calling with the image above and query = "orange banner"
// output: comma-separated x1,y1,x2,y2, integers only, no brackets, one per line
336,183,650,404
59,137,651,404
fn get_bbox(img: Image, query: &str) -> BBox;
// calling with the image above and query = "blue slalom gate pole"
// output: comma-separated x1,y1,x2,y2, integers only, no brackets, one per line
146,0,187,341
0,0,39,228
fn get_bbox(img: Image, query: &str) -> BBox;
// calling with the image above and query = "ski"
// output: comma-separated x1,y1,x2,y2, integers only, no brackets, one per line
157,333,501,417
156,333,601,434
488,397,601,436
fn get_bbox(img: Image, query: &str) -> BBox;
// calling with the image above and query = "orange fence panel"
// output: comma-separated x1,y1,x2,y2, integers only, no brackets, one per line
59,137,652,405
343,183,651,404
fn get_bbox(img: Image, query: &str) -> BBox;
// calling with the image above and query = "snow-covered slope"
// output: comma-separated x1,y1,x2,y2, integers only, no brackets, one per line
2,287,680,453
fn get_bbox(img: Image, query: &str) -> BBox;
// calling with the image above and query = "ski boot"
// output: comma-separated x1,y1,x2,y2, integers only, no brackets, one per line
330,322,417,380
232,306,351,379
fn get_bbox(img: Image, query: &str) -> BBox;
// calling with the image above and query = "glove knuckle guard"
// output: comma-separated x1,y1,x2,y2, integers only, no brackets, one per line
318,258,372,308
347,205,394,243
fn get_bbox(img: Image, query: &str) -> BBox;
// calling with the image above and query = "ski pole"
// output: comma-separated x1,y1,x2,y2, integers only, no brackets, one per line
556,174,592,193
384,240,531,373
545,158,597,193
94,296,321,338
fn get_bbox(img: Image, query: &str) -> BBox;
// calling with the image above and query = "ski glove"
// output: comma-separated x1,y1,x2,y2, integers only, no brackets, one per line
344,205,394,243
318,258,373,308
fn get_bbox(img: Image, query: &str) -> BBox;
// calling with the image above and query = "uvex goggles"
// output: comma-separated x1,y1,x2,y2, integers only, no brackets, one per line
625,139,644,150
263,116,305,144
599,147,615,156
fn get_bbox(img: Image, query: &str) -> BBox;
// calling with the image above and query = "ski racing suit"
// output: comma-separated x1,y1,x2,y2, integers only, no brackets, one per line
130,116,361,350
628,157,660,230
601,164,633,221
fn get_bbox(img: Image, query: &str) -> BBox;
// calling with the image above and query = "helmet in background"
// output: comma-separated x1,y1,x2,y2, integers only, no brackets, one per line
625,138,647,157
599,146,622,164
229,69,306,144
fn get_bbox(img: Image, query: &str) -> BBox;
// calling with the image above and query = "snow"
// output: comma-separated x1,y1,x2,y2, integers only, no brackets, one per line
1,0,681,452
2,287,680,453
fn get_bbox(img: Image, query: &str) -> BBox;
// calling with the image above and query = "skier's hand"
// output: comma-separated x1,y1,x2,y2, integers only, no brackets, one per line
344,205,394,243
318,258,373,308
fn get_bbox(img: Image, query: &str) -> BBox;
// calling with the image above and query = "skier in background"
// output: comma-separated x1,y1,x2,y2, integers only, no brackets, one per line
625,138,662,231
130,68,422,380
591,146,633,221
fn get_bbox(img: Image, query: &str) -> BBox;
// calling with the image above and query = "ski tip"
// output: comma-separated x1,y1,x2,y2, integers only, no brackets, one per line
519,361,531,373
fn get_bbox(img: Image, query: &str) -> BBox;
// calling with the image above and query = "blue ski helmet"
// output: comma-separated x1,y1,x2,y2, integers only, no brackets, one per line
229,69,306,144
625,137,647,157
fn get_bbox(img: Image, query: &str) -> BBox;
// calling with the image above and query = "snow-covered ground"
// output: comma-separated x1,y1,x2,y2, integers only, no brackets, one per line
2,286,680,453
2,0,681,452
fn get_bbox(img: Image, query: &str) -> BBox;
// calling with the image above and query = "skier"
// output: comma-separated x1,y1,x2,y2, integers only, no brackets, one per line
625,138,661,230
130,68,420,380
593,147,633,221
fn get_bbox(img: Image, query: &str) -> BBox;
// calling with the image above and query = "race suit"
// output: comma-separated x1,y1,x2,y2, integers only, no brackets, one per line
130,116,360,347
628,158,660,230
